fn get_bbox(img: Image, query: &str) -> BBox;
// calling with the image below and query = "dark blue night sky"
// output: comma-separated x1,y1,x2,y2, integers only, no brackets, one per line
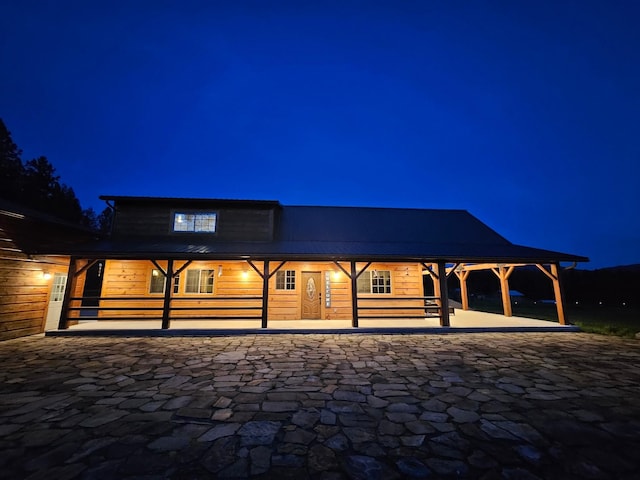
1,1,638,269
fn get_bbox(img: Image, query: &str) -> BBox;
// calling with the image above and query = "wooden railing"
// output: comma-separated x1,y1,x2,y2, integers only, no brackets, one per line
357,296,454,319
66,295,263,322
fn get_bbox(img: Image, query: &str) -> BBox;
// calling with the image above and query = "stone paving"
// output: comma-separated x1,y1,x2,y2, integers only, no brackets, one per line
1,332,639,479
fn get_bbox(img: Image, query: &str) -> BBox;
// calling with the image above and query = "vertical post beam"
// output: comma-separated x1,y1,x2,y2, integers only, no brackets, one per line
436,261,450,327
350,261,359,328
261,260,270,328
431,263,441,299
161,259,174,329
58,257,79,330
550,263,567,325
494,266,514,317
457,270,470,310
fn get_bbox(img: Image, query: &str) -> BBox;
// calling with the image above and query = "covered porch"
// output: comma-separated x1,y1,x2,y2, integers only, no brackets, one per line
55,255,573,333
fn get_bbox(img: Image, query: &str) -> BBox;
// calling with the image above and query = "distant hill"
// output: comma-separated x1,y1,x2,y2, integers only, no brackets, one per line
593,264,640,273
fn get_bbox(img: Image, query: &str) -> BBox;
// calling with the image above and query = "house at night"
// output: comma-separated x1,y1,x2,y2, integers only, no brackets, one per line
48,196,587,332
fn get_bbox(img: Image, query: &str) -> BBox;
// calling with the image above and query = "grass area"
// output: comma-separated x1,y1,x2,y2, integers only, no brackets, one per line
468,299,640,338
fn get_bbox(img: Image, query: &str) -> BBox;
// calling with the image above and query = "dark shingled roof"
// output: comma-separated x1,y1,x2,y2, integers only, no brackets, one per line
63,201,588,263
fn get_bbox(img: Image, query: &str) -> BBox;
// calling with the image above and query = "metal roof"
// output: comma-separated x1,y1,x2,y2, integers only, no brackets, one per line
63,203,588,263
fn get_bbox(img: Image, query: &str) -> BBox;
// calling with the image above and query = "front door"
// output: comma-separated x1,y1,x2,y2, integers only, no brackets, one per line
301,271,321,319
44,273,67,331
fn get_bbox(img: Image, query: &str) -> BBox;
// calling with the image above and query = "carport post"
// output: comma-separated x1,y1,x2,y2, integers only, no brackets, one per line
161,260,174,329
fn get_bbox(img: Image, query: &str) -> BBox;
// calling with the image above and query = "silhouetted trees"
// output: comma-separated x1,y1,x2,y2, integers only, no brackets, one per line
0,118,111,232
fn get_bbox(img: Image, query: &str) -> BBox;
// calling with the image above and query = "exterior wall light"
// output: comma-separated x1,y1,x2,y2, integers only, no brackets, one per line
241,270,249,279
42,271,52,280
218,265,223,277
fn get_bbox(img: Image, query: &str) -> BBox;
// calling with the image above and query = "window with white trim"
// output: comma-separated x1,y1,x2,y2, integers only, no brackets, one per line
173,212,217,233
150,269,165,294
357,270,391,294
185,269,215,294
275,270,296,290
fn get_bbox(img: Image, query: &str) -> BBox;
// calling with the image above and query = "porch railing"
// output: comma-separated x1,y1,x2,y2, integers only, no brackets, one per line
357,296,454,319
66,295,263,322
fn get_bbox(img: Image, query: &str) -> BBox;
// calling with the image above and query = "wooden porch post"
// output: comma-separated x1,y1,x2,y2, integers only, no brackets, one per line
262,260,270,328
436,261,450,327
455,266,470,310
58,257,78,330
431,263,441,299
492,265,515,317
550,263,567,325
350,261,359,328
161,259,174,329
535,263,567,325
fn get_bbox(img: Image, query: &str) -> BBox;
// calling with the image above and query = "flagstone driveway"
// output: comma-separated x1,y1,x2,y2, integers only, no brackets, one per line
1,332,639,479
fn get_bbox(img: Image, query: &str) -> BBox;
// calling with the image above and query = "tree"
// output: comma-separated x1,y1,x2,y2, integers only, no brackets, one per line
0,118,99,229
22,156,83,223
0,118,25,200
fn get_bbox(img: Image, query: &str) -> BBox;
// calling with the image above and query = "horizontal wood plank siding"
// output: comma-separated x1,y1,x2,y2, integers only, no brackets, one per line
0,258,68,341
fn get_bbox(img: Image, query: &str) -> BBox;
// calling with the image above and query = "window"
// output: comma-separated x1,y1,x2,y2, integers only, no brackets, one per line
173,212,217,233
185,269,215,294
357,270,391,294
275,270,296,290
150,269,165,294
173,274,180,294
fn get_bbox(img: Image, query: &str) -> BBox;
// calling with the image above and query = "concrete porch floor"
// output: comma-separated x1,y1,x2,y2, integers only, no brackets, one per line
48,309,578,336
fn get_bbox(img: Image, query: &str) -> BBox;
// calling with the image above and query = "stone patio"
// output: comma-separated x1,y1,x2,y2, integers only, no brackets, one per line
1,332,639,479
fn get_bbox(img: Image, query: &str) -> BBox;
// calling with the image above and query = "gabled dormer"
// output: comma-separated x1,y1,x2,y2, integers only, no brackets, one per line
101,196,281,242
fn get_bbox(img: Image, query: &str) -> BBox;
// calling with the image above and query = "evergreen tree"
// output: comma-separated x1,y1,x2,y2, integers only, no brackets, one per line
0,118,99,229
0,118,25,200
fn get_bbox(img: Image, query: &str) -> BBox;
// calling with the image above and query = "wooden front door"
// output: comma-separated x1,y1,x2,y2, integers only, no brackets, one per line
301,271,322,319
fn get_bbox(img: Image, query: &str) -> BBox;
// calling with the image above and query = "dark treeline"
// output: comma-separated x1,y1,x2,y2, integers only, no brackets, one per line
437,265,639,307
0,118,111,232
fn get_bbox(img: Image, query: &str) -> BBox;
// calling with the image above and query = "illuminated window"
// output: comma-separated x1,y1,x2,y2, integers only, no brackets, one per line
173,212,217,233
357,270,391,294
150,269,165,294
185,269,215,294
275,270,296,290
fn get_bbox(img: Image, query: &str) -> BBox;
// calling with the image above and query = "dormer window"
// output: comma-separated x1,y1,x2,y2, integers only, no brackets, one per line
173,212,217,233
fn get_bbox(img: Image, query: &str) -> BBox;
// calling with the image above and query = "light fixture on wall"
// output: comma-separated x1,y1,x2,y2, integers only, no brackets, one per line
241,270,249,279
42,270,52,280
218,265,223,277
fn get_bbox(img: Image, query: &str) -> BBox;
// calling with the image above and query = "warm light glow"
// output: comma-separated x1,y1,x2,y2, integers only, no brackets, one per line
42,271,52,280
152,269,159,277
218,266,223,277
332,271,340,280
241,270,249,279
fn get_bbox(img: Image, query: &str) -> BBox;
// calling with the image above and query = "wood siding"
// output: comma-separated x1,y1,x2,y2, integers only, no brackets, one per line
0,257,68,341
111,204,275,241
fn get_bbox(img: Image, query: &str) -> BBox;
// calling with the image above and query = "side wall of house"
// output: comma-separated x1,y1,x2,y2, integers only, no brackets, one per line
0,256,68,341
